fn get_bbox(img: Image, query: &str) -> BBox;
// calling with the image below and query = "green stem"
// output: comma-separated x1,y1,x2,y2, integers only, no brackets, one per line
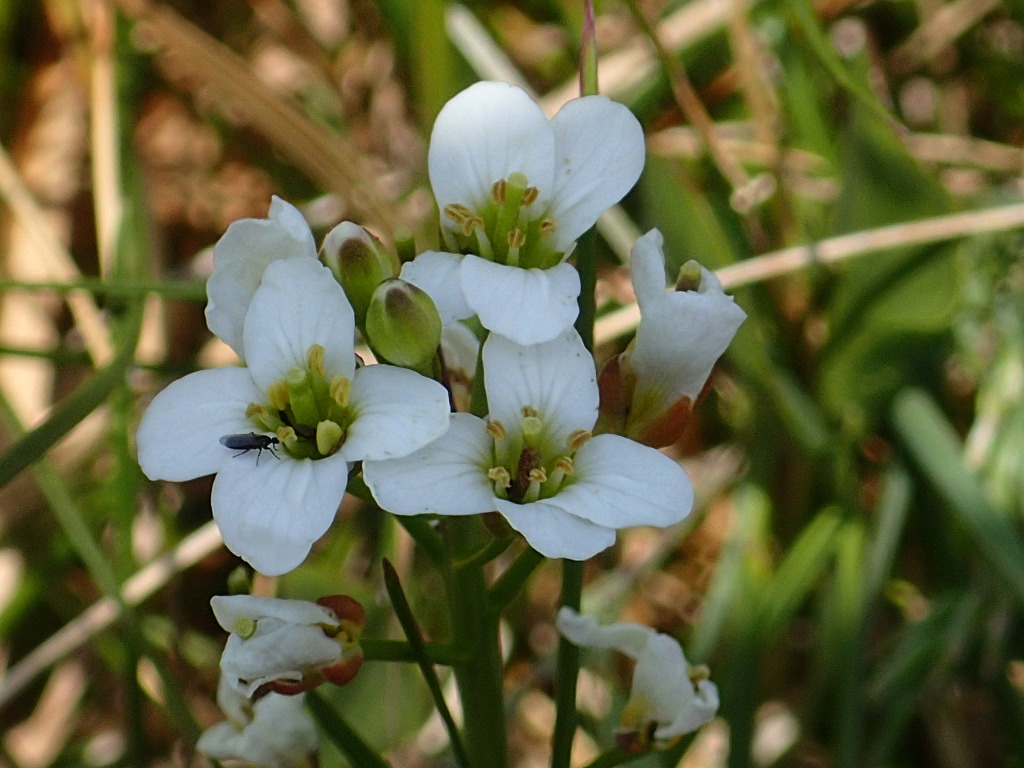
573,229,597,352
489,546,544,610
551,560,584,768
361,639,467,665
383,560,472,768
444,517,508,768
580,747,647,768
306,690,389,768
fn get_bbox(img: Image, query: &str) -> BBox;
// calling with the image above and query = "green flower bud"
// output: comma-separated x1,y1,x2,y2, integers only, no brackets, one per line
321,222,398,328
365,279,442,374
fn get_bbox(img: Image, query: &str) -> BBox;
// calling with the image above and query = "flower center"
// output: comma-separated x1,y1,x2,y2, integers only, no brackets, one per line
486,405,591,503
244,344,354,460
442,172,563,270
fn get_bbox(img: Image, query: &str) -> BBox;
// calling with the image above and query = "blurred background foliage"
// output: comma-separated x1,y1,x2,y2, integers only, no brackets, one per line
1,0,1024,766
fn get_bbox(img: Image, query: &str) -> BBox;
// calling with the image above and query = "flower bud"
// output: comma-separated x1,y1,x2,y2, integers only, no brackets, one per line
321,222,398,328
365,278,443,374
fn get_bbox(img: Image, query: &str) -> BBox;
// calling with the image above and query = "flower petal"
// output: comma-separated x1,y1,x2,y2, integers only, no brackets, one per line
363,413,495,517
211,451,350,575
555,607,653,659
243,258,357,393
461,255,580,345
548,96,645,250
495,498,615,559
400,251,473,326
137,367,262,482
551,434,693,529
628,229,668,309
341,364,451,461
211,594,338,630
483,329,597,441
206,197,317,358
633,634,719,739
428,82,556,216
220,627,341,696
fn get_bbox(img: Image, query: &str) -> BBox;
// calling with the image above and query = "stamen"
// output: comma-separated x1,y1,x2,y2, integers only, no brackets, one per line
689,664,711,685
491,179,507,204
522,405,539,418
486,420,506,440
306,344,326,377
472,222,493,259
506,228,526,267
523,468,547,502
539,218,555,238
316,420,344,456
566,429,592,452
444,203,474,226
548,456,573,488
330,374,351,407
266,380,289,411
522,186,540,207
488,466,511,495
276,425,298,446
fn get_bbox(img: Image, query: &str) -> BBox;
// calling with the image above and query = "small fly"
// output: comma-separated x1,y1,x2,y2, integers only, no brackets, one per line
220,432,281,465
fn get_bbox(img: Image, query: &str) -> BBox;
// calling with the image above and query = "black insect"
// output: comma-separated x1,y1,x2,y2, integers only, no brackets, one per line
220,432,281,465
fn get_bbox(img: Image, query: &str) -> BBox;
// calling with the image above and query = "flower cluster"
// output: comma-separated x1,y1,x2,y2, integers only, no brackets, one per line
137,80,743,767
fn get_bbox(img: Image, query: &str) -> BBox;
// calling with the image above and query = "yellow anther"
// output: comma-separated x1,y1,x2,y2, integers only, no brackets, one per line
486,420,506,440
554,456,574,475
528,467,547,483
689,664,711,685
444,203,474,225
522,405,539,418
232,616,258,639
306,344,326,377
276,425,298,445
522,186,539,207
539,218,555,236
266,380,290,411
316,420,344,456
567,429,592,452
245,402,265,419
492,178,507,203
507,228,526,248
330,374,352,406
488,466,511,488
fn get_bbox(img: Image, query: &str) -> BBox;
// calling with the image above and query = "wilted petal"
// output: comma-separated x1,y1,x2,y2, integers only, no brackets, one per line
400,251,473,325
555,607,653,658
628,229,670,310
483,329,596,442
243,258,357,393
363,413,495,517
552,434,693,529
137,368,262,482
548,96,646,250
634,634,720,740
211,594,338,631
496,498,616,560
428,81,555,215
206,197,317,358
461,256,580,345
211,451,350,575
341,364,450,461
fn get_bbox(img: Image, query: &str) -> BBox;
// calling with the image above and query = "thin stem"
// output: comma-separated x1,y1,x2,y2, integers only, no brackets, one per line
383,560,472,768
444,517,508,768
580,747,647,768
551,560,584,768
489,547,544,610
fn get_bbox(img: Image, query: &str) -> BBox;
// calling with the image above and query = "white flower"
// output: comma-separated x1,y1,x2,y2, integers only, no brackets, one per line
363,329,692,560
556,607,719,750
197,676,318,768
600,229,746,447
403,81,645,345
206,197,318,360
137,257,451,575
213,594,365,697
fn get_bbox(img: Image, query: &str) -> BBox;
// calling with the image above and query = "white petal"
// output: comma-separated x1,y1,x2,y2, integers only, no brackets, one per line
341,364,451,461
630,289,746,408
211,452,350,575
221,626,342,696
206,197,317,358
198,691,318,768
428,82,556,215
555,607,653,659
441,322,480,380
137,367,262,482
553,435,693,529
548,97,645,250
495,498,615,559
363,413,495,517
211,595,337,631
482,329,596,442
632,634,719,739
628,229,668,309
461,256,580,345
400,251,473,325
243,258,356,393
